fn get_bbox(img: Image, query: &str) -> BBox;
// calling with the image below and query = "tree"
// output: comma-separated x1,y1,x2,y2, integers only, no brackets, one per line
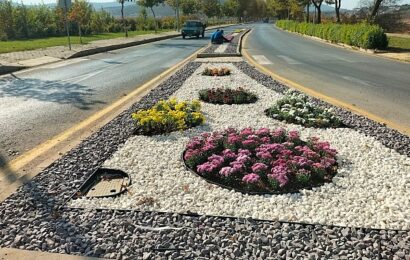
138,0,165,32
222,0,238,17
326,0,342,22
68,0,92,43
360,0,400,21
13,3,29,38
311,0,324,23
180,0,199,15
118,0,132,37
267,0,290,20
200,0,220,17
0,0,15,40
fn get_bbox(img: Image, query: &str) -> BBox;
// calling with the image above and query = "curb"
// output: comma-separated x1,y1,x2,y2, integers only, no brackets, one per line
0,24,237,76
67,33,180,59
0,64,27,75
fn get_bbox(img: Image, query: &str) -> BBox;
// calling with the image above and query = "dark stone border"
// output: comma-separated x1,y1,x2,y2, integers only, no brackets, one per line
0,61,409,259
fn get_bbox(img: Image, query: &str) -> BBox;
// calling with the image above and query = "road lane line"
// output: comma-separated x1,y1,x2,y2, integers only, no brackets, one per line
277,55,302,65
252,55,273,65
341,76,374,87
242,30,410,136
324,54,355,63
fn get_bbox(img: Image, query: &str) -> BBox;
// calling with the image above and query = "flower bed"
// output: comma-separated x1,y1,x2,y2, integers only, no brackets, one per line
132,98,205,135
183,127,338,194
266,90,342,128
202,67,231,76
199,87,257,105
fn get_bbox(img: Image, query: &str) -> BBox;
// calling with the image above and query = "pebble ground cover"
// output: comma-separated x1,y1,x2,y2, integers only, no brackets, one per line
1,60,409,259
71,62,410,232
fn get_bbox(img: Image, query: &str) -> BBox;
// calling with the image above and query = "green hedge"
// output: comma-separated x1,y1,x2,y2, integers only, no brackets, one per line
276,20,388,50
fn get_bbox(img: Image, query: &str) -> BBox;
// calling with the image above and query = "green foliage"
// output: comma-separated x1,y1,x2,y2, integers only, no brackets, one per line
266,90,342,128
132,99,205,135
276,20,388,50
180,0,200,15
200,0,220,18
199,87,258,105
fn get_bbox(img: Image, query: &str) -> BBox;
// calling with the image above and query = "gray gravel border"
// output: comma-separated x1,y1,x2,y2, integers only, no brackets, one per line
0,61,409,259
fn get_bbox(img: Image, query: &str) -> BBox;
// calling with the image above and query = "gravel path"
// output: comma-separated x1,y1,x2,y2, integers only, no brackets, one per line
0,60,409,259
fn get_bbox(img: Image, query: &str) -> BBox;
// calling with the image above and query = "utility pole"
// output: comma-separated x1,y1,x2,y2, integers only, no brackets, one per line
176,0,180,32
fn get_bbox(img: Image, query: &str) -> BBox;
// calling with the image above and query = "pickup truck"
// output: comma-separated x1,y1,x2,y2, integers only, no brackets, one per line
182,20,206,39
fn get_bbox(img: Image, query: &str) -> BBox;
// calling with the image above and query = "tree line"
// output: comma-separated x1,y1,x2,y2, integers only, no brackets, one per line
266,0,401,24
0,0,269,41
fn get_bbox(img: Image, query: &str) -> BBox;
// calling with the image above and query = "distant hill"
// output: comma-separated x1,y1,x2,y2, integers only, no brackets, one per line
90,2,175,18
308,4,349,13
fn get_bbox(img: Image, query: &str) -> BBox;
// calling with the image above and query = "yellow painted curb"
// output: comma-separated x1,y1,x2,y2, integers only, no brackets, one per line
242,31,410,136
4,45,207,174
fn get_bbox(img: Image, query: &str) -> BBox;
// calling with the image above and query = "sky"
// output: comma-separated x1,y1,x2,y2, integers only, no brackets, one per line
17,0,410,10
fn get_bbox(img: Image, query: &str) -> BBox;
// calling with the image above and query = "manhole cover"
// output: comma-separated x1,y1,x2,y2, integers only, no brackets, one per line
74,168,130,198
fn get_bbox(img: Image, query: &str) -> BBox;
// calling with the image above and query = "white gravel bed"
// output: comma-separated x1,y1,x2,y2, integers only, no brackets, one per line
196,57,244,63
214,44,228,53
69,63,410,230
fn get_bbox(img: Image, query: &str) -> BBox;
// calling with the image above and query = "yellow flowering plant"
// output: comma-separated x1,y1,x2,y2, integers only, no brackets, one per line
132,98,205,135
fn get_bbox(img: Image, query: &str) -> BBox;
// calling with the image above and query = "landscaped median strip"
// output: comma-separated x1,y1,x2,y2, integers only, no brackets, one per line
0,62,409,258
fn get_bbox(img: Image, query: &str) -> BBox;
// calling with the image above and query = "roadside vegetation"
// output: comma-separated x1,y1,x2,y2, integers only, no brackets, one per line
388,36,410,51
0,0,267,53
276,20,388,49
0,30,171,53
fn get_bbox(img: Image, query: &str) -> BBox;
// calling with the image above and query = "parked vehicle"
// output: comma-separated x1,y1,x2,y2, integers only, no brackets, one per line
182,20,206,39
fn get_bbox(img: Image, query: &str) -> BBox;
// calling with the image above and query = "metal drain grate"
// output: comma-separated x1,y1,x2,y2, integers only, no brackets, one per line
74,168,131,198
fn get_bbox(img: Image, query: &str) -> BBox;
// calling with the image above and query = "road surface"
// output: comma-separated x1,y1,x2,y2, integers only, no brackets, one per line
245,23,410,132
0,26,243,163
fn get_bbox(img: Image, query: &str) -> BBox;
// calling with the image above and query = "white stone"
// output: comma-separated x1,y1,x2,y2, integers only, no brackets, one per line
69,62,410,231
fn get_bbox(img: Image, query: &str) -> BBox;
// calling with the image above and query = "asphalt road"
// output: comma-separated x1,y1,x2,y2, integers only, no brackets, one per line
0,26,242,163
245,23,410,132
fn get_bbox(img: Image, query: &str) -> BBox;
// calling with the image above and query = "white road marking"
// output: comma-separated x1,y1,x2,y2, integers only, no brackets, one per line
324,54,355,63
277,55,302,65
252,55,273,65
40,58,89,69
341,76,374,87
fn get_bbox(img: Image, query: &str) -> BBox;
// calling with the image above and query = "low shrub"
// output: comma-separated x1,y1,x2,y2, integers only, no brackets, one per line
199,87,257,105
276,20,388,50
202,67,231,76
266,90,342,128
183,128,338,194
132,98,205,135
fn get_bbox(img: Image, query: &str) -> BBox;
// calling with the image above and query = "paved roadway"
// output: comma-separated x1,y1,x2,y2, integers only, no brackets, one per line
245,23,410,132
0,26,243,163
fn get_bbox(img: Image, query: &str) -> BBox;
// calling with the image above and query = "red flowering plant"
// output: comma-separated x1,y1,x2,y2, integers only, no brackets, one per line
199,87,257,105
183,128,338,194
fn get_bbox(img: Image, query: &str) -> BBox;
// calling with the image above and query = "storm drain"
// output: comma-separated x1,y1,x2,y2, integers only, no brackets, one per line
74,168,130,199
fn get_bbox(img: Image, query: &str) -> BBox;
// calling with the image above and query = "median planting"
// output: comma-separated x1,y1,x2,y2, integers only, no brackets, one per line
183,128,338,194
199,87,258,105
276,20,388,50
266,90,342,128
132,98,205,135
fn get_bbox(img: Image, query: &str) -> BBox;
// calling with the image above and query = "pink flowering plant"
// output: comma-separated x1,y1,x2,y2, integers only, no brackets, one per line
183,127,338,193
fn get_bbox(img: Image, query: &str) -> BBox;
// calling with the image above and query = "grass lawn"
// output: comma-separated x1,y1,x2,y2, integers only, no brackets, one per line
0,29,173,54
388,36,410,51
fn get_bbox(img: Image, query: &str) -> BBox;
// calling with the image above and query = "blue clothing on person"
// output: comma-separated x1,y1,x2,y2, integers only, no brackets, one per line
211,30,224,44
